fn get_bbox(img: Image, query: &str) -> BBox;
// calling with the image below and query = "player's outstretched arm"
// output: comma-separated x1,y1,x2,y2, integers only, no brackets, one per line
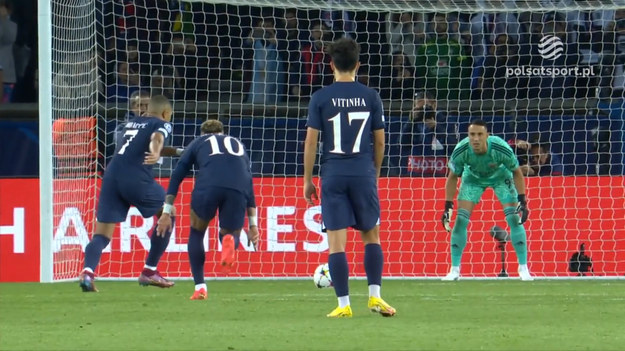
145,132,165,164
441,172,459,232
512,167,529,224
246,207,259,249
372,128,385,179
245,180,259,249
157,194,176,236
303,127,319,205
512,167,526,196
160,146,184,157
156,145,195,236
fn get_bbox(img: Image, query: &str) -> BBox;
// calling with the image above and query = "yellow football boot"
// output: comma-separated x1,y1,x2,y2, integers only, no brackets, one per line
326,305,353,318
368,297,396,317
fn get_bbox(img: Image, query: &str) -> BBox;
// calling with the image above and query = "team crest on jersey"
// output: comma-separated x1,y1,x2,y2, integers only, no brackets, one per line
489,163,498,168
164,123,172,134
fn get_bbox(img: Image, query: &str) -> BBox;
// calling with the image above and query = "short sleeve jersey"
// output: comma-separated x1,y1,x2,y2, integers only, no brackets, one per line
107,116,172,179
306,81,385,177
448,135,519,180
166,133,253,197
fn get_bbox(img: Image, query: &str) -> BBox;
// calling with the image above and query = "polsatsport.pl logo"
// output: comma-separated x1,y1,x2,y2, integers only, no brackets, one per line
506,35,596,78
538,35,564,60
506,65,596,78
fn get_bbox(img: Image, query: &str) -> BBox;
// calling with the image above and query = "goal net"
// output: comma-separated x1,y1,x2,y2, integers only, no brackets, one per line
44,0,625,281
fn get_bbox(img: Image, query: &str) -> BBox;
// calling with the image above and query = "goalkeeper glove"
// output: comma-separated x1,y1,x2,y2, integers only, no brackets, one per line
516,194,529,225
441,201,453,232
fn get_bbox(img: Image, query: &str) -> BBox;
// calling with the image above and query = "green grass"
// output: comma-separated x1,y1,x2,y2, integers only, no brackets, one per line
1,280,624,350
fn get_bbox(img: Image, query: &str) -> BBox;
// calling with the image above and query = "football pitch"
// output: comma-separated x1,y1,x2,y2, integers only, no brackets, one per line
1,280,624,350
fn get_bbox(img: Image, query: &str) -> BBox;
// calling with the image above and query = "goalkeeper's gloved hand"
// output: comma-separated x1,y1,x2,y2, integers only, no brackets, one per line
441,201,453,232
516,194,529,225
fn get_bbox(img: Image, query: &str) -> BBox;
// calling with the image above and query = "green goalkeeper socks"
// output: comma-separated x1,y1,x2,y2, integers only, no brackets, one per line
505,207,528,265
450,208,471,267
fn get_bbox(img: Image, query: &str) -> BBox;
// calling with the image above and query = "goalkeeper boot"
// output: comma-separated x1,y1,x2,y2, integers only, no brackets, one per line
190,288,207,300
441,267,460,281
518,265,534,281
79,270,98,292
138,269,175,288
220,235,236,273
368,297,396,317
326,305,353,318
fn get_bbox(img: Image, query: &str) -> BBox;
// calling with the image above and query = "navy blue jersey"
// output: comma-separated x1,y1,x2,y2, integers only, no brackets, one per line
306,81,385,177
167,133,254,200
107,115,172,179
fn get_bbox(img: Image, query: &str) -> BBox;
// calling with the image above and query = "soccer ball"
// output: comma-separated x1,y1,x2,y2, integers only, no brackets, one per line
313,263,333,288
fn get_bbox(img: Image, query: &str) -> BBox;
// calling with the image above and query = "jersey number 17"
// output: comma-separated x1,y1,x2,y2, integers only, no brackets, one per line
328,112,370,154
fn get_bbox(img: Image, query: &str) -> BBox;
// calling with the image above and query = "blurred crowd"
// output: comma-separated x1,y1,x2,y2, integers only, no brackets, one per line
0,0,36,103
2,0,625,105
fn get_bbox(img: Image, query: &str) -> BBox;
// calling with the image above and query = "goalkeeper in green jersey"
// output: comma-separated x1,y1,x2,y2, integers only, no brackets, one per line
441,120,533,281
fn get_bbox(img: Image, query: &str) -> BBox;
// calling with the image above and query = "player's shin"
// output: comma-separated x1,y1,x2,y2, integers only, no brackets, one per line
450,208,470,267
188,227,206,285
145,216,175,268
505,207,528,265
364,243,383,298
83,234,111,271
328,252,350,307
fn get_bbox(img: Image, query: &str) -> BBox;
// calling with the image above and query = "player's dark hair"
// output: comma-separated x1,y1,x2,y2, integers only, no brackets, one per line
469,119,489,131
201,119,224,134
327,38,360,72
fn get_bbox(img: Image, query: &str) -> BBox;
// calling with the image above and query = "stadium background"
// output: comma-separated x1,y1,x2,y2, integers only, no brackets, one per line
0,1,624,281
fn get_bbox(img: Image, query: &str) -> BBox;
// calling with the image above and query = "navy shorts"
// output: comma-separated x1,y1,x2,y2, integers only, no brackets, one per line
96,175,165,223
321,176,380,231
191,186,247,231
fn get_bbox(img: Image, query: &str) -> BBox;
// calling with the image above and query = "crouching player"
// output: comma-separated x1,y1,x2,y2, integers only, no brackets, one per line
79,95,178,292
156,120,259,300
441,120,533,281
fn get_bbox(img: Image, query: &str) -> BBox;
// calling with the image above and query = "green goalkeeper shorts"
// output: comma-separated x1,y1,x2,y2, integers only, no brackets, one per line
457,174,518,205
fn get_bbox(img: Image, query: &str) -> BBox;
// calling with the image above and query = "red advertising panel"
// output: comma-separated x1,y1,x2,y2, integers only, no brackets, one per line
0,179,40,282
1,177,624,282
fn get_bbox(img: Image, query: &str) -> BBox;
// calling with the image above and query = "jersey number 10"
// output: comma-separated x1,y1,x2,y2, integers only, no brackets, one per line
206,135,245,156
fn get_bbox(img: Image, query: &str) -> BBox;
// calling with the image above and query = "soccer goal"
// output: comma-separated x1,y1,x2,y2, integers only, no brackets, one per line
39,0,625,282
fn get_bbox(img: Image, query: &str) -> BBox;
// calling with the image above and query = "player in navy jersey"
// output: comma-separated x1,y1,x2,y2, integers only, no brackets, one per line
79,95,179,292
122,94,185,288
156,120,259,300
303,37,396,318
115,90,150,146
